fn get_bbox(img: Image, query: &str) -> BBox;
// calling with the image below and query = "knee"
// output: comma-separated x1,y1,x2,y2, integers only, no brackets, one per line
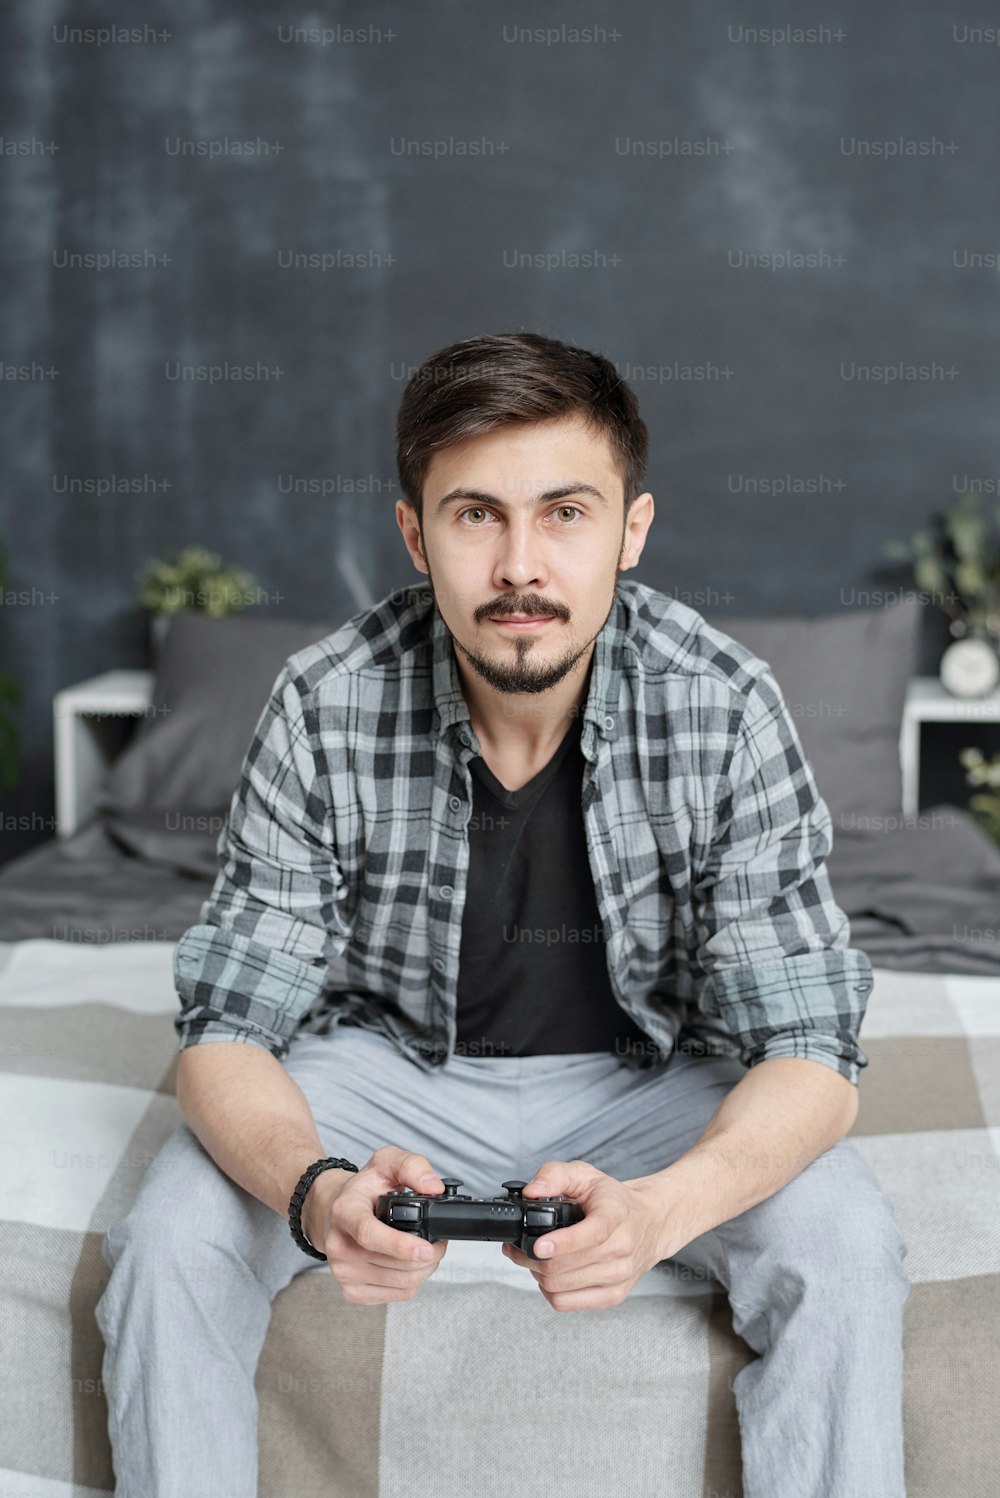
809,1190,910,1302
102,1192,225,1298
745,1147,911,1306
101,1139,254,1293
730,1144,910,1312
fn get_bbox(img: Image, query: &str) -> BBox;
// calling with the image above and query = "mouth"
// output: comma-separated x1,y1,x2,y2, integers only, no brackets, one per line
490,616,555,631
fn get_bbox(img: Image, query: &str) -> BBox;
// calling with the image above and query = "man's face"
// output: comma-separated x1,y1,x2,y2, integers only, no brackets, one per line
397,414,652,700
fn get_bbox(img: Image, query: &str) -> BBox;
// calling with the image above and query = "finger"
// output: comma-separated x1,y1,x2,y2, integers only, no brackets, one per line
520,1158,595,1198
358,1240,448,1272
341,1148,447,1261
339,1281,430,1305
537,1258,632,1293
334,1257,443,1290
519,1161,566,1197
539,1282,631,1312
503,1240,625,1289
501,1241,564,1280
530,1208,619,1264
369,1145,444,1194
338,1212,434,1262
502,1242,535,1269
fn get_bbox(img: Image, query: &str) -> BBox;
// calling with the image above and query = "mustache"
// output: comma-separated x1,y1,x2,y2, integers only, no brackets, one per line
479,600,564,621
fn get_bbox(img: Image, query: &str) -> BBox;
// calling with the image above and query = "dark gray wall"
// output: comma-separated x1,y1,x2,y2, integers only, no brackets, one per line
1,0,996,863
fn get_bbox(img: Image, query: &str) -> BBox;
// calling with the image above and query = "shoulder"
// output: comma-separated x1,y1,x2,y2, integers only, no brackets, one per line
617,579,779,715
271,586,435,707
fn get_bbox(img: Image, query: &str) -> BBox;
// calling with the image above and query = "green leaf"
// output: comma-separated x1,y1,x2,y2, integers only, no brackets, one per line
882,540,913,561
947,511,985,563
955,560,987,598
914,555,947,594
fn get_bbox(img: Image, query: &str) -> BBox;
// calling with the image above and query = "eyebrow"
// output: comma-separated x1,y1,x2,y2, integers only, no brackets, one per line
435,483,610,515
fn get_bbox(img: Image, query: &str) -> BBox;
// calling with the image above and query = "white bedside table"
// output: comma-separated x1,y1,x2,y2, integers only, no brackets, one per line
900,676,1000,816
53,670,155,837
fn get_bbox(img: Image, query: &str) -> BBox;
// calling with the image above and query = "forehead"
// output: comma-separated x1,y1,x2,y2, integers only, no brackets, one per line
423,414,621,495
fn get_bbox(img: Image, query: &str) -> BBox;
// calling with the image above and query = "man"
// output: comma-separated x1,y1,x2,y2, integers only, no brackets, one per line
95,331,909,1498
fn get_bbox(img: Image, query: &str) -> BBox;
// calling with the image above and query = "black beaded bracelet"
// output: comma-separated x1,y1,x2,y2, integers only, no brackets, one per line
288,1156,359,1260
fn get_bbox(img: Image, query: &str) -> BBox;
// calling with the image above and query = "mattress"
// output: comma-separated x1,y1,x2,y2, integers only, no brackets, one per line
0,938,997,1497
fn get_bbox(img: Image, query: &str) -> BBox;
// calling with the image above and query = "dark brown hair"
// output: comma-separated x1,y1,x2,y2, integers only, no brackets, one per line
395,332,648,528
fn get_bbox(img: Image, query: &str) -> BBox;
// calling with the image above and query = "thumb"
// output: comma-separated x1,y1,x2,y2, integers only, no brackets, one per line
521,1159,595,1198
373,1147,444,1193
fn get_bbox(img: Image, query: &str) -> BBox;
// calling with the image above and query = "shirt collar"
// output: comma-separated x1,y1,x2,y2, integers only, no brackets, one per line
429,587,625,743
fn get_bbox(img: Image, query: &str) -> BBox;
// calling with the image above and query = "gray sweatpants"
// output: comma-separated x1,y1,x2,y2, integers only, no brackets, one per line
94,1025,910,1498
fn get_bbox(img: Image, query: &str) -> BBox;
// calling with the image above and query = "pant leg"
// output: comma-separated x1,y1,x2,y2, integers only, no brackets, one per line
668,1138,910,1498
94,1026,532,1498
548,1048,910,1498
94,1119,296,1498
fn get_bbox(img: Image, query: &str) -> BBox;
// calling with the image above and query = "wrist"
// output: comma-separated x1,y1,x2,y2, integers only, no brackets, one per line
630,1145,733,1259
299,1166,356,1252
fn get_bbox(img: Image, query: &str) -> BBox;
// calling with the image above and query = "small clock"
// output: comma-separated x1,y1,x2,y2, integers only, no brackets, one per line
939,635,1000,699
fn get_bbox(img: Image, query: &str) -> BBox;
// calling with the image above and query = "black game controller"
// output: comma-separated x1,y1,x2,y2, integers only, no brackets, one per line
375,1179,584,1259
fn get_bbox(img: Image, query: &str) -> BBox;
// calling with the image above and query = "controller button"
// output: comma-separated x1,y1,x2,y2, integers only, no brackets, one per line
525,1209,554,1227
392,1205,421,1222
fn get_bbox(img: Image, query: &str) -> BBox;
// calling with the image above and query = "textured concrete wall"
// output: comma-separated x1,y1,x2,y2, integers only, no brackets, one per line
1,0,995,862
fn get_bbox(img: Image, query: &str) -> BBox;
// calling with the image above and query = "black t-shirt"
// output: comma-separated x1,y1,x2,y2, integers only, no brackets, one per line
454,715,651,1058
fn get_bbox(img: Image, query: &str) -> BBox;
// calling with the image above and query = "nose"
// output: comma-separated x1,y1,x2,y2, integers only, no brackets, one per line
492,520,549,592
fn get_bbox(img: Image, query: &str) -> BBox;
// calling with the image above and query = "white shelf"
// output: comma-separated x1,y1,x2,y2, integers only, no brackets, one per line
50,669,1000,834
53,670,155,837
900,675,1000,816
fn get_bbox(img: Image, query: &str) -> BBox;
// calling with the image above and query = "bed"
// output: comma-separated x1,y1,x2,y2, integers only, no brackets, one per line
1,595,998,1497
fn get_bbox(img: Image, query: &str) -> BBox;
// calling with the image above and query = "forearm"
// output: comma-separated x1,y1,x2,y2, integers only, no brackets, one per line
634,1057,859,1257
174,1041,354,1228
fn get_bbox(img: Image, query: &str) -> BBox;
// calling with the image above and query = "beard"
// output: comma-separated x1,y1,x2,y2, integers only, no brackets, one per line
421,542,624,697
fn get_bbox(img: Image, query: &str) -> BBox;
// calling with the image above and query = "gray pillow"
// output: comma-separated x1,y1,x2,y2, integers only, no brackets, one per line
700,597,920,829
97,611,340,874
98,596,919,874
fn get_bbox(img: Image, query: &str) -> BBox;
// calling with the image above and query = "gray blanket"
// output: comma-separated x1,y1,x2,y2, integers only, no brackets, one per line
824,804,1000,975
1,803,999,976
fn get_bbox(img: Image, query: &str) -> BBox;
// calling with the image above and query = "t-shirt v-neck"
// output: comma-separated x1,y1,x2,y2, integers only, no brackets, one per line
469,717,580,807
456,712,652,1058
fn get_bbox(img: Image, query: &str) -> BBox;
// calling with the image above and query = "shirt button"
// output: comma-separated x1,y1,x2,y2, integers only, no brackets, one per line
603,714,615,730
432,956,446,972
439,885,454,899
449,795,462,812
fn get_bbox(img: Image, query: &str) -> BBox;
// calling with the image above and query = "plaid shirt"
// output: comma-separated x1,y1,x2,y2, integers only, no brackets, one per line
173,580,874,1084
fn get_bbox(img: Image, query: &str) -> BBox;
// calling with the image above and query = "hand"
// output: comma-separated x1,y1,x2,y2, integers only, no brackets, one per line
308,1145,449,1305
500,1159,670,1311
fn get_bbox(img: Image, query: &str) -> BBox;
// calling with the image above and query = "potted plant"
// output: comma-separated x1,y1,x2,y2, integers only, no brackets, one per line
136,545,260,655
0,533,21,793
958,745,1000,848
883,490,1000,698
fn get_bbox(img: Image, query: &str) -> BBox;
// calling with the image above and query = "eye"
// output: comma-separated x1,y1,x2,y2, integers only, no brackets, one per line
457,505,583,526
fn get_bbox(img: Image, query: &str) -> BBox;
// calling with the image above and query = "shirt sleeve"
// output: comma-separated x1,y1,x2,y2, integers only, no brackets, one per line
172,662,350,1061
691,668,874,1086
